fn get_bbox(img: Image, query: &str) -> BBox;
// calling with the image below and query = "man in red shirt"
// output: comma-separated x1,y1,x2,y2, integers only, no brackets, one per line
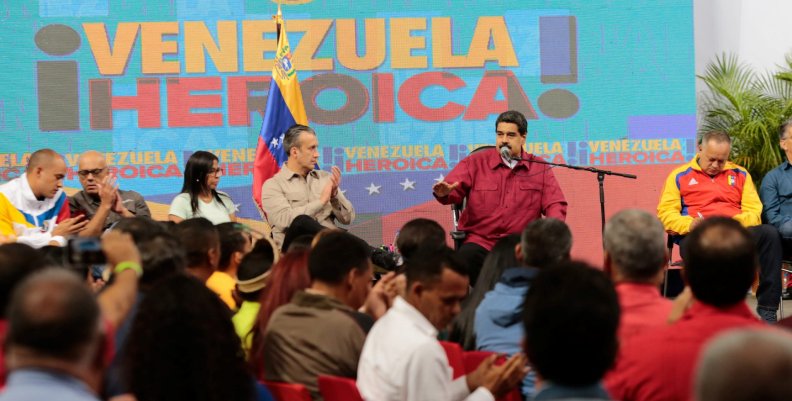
603,209,673,342
605,217,766,401
432,110,567,283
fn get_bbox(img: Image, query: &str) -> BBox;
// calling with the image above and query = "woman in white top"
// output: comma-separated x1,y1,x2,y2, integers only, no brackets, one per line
169,151,237,224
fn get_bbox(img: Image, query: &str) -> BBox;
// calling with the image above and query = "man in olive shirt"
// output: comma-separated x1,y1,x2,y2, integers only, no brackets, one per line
262,231,374,400
260,125,355,249
69,151,150,235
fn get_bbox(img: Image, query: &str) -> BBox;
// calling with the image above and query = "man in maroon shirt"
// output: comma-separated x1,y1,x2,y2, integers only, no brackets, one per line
605,217,766,401
432,110,567,283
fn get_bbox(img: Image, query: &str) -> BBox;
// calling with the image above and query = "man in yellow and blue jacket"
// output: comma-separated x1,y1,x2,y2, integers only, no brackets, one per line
658,131,782,322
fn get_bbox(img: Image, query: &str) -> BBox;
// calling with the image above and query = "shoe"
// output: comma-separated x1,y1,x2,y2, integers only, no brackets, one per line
757,307,778,324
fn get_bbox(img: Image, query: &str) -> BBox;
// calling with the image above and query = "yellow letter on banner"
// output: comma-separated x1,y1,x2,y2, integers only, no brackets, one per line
184,21,239,73
242,20,276,72
289,19,334,71
431,17,469,68
390,18,428,69
83,23,140,76
336,19,386,71
466,16,518,67
140,22,180,74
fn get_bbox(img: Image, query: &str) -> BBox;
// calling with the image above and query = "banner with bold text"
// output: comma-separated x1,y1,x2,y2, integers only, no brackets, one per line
0,0,695,262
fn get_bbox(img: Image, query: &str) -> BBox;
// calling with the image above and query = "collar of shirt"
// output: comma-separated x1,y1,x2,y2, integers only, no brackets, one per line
5,369,100,400
488,148,531,170
392,296,438,338
296,290,355,313
534,382,610,400
21,175,48,205
782,160,792,171
615,282,663,298
680,300,757,322
499,266,539,287
281,164,318,181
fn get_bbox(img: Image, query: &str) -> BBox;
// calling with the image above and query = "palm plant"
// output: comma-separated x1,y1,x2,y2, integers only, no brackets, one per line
698,53,792,183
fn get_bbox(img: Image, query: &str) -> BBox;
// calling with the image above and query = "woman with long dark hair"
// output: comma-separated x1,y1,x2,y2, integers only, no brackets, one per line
169,151,236,224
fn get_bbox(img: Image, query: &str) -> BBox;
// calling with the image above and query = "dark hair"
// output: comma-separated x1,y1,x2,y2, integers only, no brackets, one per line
308,231,370,284
236,241,276,302
283,124,316,156
113,217,166,245
216,222,250,271
496,110,528,136
450,234,520,350
0,243,50,318
181,151,226,215
122,274,254,401
7,269,100,361
137,232,187,291
781,118,792,140
682,217,756,307
396,218,447,263
522,261,619,387
405,246,468,289
170,218,220,268
521,218,572,268
699,131,732,145
250,250,310,378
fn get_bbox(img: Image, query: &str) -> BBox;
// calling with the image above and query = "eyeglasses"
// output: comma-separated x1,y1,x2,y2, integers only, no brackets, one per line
77,168,107,177
209,167,224,176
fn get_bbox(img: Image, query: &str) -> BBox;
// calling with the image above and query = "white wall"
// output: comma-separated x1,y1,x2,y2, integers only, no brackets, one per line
695,0,792,115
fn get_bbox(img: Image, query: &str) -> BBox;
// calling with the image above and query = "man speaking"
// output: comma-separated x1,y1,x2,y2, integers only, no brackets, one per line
432,110,567,283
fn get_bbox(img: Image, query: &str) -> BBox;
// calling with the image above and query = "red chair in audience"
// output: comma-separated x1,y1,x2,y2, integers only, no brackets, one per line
463,350,523,401
261,381,312,401
317,375,364,401
439,340,465,379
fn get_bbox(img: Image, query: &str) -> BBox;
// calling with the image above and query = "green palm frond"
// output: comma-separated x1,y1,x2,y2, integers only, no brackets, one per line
699,53,792,184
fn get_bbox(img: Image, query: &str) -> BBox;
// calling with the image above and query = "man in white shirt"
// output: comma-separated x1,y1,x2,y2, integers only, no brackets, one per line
357,247,527,401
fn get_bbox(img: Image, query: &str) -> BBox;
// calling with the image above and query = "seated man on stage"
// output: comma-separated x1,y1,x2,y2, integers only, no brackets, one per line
432,110,567,283
658,130,782,322
69,150,151,236
261,124,355,250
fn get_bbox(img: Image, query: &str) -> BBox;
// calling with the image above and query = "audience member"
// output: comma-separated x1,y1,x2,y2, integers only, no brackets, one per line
603,209,672,341
395,218,447,265
0,269,106,401
0,149,86,247
475,218,571,399
695,329,792,401
357,246,527,401
658,131,782,322
169,151,236,224
606,217,767,401
69,150,150,236
233,241,277,353
208,222,255,309
522,261,619,400
261,231,374,399
122,274,271,401
449,234,520,350
261,124,354,249
170,218,220,283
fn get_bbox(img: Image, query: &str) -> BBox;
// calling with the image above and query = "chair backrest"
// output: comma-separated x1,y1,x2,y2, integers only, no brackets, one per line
439,340,465,379
261,381,312,401
463,351,523,401
317,375,364,401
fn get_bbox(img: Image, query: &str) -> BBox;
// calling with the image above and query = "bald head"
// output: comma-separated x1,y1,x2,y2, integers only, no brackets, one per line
6,269,100,362
25,149,66,199
77,151,108,195
696,329,792,401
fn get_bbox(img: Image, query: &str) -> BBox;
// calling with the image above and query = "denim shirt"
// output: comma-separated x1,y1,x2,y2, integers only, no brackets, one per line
759,161,792,237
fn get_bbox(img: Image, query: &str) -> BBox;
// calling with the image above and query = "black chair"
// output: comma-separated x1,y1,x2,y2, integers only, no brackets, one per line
449,145,496,250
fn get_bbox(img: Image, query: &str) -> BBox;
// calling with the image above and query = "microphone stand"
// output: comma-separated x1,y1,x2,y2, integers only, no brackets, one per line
510,154,637,234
